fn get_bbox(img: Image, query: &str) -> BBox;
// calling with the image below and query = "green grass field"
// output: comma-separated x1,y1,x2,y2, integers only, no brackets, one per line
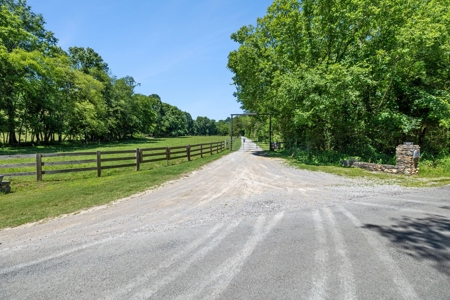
256,142,450,188
0,136,237,229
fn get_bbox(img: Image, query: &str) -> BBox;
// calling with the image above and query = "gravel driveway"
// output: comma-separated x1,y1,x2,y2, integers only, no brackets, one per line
1,139,449,299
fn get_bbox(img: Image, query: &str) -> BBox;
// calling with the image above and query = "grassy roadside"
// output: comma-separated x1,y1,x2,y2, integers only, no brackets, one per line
0,137,231,229
255,142,450,188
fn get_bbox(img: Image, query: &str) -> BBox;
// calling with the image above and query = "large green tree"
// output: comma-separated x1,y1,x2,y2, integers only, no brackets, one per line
228,0,450,154
194,116,217,136
0,0,58,144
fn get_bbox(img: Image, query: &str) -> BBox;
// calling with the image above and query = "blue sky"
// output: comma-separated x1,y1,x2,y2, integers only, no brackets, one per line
26,0,274,121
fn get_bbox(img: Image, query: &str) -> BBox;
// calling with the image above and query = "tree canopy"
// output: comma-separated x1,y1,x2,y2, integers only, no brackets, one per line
0,0,228,145
228,0,450,155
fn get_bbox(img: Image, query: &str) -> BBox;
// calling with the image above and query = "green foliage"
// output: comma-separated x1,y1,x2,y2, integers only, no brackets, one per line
194,116,218,135
0,0,58,144
228,0,450,156
216,119,229,136
0,1,234,144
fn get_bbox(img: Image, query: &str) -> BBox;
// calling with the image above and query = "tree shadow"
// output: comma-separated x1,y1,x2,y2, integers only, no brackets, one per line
249,149,286,158
251,150,268,157
0,138,166,154
364,215,450,276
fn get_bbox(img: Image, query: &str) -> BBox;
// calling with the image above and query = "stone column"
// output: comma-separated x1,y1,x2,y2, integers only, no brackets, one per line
396,144,420,175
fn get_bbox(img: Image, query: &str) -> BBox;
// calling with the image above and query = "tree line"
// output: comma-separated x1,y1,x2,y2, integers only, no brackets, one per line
228,0,450,156
0,0,229,145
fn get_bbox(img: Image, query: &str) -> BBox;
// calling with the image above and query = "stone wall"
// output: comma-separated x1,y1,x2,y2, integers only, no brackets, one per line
396,144,420,172
352,144,420,175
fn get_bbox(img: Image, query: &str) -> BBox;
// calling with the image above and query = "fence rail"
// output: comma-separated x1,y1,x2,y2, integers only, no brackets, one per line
0,141,227,181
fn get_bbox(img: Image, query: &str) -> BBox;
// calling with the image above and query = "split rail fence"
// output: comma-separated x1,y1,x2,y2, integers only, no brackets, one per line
0,141,227,181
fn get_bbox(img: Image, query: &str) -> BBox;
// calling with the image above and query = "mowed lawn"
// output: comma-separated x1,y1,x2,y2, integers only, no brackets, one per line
0,136,239,229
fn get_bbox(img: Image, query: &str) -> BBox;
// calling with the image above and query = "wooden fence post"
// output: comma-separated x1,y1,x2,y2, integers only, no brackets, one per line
186,145,191,161
210,143,212,155
166,147,170,166
136,148,140,171
200,144,203,158
96,151,101,177
36,153,42,181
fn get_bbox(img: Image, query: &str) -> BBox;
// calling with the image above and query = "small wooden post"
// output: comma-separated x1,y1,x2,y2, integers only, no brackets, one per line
186,145,191,161
210,143,212,155
36,153,42,181
136,148,140,171
166,147,170,166
96,151,101,177
200,144,203,158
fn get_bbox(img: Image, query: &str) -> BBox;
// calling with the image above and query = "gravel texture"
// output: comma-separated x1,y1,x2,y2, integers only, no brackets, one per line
1,139,449,299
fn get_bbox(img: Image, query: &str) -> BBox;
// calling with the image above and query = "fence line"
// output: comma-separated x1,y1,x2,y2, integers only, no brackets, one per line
0,141,227,181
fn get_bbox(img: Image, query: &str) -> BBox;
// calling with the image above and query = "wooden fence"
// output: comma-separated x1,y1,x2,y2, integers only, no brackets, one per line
0,141,227,181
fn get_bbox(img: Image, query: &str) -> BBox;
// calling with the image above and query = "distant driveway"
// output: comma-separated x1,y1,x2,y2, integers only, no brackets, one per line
1,139,449,299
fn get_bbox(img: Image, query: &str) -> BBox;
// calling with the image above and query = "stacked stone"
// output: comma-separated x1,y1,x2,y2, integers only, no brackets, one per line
396,144,420,175
352,144,420,175
352,162,401,174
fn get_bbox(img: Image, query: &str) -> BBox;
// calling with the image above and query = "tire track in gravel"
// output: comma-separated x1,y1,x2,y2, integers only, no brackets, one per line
309,209,329,300
337,205,420,300
176,212,285,300
126,220,242,299
322,207,356,300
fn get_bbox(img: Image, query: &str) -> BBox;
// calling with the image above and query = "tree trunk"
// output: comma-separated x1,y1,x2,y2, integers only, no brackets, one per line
418,126,427,146
7,97,18,145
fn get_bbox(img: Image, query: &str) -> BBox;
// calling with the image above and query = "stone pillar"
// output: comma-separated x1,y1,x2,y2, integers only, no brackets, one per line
396,144,420,175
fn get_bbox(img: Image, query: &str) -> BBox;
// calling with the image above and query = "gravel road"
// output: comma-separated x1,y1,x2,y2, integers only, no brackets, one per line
1,139,449,299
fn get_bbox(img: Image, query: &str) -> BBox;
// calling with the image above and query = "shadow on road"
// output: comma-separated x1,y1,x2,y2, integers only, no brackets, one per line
249,150,267,157
238,143,267,157
364,215,450,277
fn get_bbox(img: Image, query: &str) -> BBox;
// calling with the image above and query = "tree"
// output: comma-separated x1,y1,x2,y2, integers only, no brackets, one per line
64,69,107,142
184,112,194,135
228,0,450,154
68,46,109,75
108,76,140,139
194,116,217,136
159,104,188,137
216,119,229,136
134,94,157,136
1,0,223,144
0,0,58,144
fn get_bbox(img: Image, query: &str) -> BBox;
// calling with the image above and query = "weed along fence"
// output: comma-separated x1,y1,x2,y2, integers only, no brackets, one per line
0,141,227,181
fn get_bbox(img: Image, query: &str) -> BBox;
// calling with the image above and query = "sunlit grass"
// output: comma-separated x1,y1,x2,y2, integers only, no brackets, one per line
0,136,230,229
256,142,450,188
